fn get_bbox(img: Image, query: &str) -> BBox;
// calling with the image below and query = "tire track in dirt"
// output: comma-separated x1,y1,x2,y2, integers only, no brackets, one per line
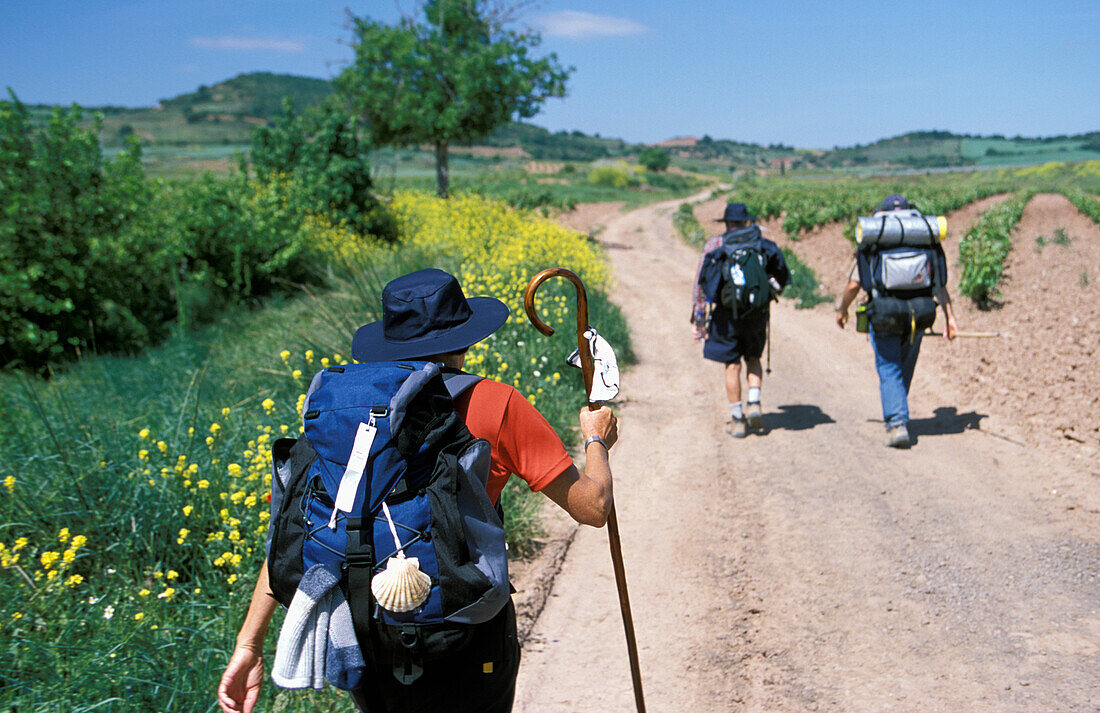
513,193,1100,712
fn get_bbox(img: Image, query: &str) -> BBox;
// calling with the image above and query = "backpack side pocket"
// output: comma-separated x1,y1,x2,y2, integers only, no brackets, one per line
267,437,317,608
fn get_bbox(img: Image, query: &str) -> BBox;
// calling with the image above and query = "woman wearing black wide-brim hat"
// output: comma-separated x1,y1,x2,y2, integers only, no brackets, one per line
220,268,619,713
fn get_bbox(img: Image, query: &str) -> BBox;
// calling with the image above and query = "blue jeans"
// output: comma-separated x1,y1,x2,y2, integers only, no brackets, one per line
869,327,924,428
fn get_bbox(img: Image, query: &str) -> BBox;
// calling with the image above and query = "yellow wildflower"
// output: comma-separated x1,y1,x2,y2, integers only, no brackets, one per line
182,505,193,517
227,463,242,476
62,549,76,563
71,535,86,550
156,441,168,454
139,428,150,440
279,349,291,361
134,612,144,621
138,450,149,461
227,574,239,584
261,398,275,413
157,587,175,600
139,588,151,597
210,423,221,436
220,407,230,418
166,570,178,580
292,369,302,379
58,528,70,543
197,480,210,489
65,574,84,587
13,537,28,552
3,475,14,492
40,551,60,569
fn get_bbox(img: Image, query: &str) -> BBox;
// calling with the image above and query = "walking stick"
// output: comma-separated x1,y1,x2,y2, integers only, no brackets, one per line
765,309,772,375
923,330,1005,338
524,267,647,713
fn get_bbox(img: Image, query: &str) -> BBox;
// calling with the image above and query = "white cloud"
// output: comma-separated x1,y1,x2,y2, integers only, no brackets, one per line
533,11,650,40
188,36,306,52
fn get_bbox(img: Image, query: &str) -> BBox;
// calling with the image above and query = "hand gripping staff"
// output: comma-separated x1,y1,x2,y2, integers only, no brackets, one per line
524,267,647,713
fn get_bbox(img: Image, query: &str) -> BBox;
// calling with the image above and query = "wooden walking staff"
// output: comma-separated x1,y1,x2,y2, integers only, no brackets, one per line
524,267,647,713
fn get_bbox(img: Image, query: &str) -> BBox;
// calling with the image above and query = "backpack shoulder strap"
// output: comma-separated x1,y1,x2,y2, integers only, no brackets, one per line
442,371,483,399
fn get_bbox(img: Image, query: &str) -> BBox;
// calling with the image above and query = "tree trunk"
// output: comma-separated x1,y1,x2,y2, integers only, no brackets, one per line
435,142,450,198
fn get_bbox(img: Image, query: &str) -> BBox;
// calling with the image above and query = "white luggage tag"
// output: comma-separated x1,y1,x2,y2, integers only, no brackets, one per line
566,327,620,402
329,414,378,530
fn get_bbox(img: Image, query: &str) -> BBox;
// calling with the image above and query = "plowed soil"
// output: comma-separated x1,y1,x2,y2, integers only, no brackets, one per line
509,191,1100,712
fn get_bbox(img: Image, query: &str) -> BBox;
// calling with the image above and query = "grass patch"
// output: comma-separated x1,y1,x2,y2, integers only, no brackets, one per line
780,248,833,309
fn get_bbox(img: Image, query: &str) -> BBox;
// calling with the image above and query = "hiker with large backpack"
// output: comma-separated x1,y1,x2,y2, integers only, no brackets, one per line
834,194,959,448
217,268,618,713
693,203,790,437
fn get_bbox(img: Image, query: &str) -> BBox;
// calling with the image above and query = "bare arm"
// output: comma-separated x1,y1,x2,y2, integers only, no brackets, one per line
835,279,863,329
540,406,617,527
218,560,279,713
937,285,959,340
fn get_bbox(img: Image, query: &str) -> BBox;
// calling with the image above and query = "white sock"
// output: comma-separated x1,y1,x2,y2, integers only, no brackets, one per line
748,387,761,404
730,402,743,420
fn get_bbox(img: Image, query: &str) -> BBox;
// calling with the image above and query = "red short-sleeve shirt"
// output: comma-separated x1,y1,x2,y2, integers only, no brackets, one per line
452,378,574,505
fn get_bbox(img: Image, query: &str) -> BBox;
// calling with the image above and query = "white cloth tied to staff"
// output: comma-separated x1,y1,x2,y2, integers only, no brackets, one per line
566,327,620,402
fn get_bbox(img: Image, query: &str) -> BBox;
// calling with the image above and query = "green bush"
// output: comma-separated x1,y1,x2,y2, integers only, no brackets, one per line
1,92,397,371
638,146,670,172
587,163,635,188
780,248,832,308
0,93,166,370
1063,189,1100,227
671,202,707,247
248,99,396,241
958,193,1033,304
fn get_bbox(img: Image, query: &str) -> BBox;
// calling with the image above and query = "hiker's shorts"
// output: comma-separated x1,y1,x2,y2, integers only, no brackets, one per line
704,309,767,364
350,598,520,713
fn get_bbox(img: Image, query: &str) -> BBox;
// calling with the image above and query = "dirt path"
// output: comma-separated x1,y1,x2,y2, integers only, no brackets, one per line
512,195,1100,712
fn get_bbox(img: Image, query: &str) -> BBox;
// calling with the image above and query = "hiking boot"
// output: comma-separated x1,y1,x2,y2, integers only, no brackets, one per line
745,401,763,429
885,424,911,449
728,416,747,439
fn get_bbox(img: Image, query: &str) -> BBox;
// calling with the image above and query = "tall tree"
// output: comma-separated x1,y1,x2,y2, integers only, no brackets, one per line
336,0,570,197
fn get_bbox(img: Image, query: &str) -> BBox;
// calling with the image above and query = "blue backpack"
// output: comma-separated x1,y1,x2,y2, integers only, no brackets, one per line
266,361,510,686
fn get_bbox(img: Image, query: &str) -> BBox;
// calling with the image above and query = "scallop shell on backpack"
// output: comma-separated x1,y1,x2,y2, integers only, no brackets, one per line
371,556,431,612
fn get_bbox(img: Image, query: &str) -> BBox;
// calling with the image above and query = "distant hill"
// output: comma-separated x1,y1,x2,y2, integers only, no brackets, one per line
25,72,333,147
17,72,1098,170
472,122,636,161
802,130,1100,170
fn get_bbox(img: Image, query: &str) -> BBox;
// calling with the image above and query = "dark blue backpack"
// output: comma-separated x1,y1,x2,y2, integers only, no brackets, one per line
699,226,772,321
267,361,509,686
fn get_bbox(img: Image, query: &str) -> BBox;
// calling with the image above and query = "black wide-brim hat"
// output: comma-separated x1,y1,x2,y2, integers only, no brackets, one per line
715,202,756,222
351,268,510,362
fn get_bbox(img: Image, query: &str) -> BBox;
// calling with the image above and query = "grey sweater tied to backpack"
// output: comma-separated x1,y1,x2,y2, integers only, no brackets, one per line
271,562,366,691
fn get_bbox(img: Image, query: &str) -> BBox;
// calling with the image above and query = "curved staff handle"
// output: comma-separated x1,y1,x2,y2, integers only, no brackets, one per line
524,267,597,410
523,267,647,713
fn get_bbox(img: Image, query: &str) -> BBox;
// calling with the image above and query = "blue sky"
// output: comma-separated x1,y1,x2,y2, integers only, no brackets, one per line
2,1,1097,148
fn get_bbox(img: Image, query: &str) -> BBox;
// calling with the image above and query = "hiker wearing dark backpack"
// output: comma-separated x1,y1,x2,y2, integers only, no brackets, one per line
693,203,790,437
217,268,618,713
835,194,959,448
